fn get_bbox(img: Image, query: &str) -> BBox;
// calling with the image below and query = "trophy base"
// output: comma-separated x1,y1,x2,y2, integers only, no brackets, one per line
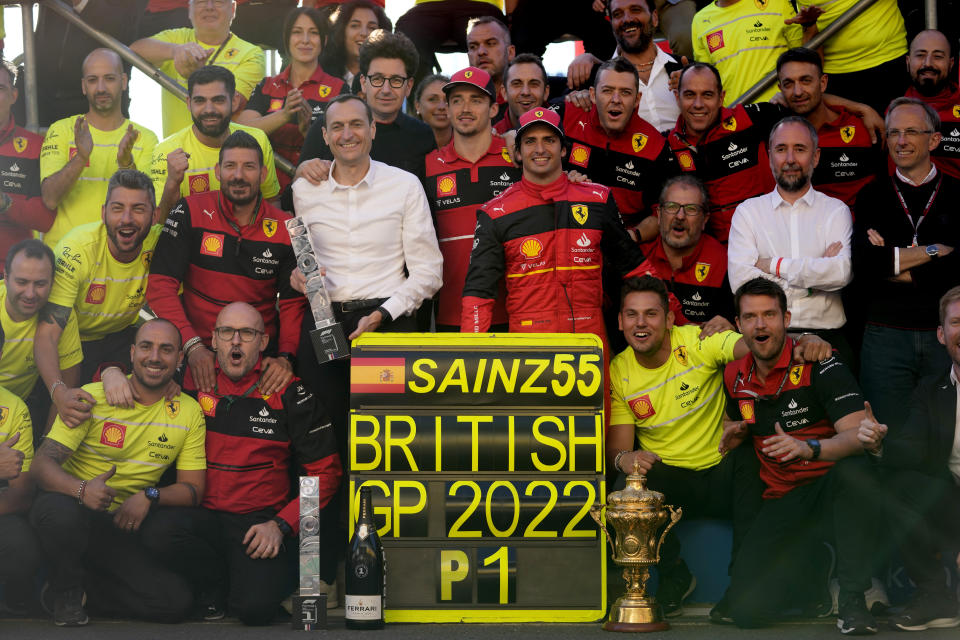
310,323,350,363
603,594,669,633
292,593,327,630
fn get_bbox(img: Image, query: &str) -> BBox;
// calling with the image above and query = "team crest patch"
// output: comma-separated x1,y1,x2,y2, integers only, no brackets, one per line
85,283,106,304
437,173,457,197
200,232,225,257
754,0,768,8
224,48,239,59
465,70,474,79
165,400,180,418
141,250,153,269
840,126,856,144
677,150,695,170
706,30,725,53
268,98,283,112
789,365,804,386
501,147,511,163
695,262,710,282
739,399,756,423
188,173,210,194
520,238,543,259
673,345,688,366
953,105,960,118
0,406,7,425
198,393,218,417
571,205,589,225
13,137,27,153
722,117,737,132
317,85,332,98
262,218,278,238
632,133,648,153
569,143,591,167
100,422,126,448
629,394,656,420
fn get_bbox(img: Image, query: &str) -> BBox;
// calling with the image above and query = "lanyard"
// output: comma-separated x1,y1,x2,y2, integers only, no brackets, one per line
733,359,792,400
206,33,234,67
214,378,260,413
892,175,942,247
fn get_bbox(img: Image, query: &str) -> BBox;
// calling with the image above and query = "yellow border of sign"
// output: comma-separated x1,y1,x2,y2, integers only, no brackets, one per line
353,332,604,351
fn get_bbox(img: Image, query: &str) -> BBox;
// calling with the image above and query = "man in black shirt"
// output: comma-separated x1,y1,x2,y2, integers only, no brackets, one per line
853,97,960,432
297,30,434,183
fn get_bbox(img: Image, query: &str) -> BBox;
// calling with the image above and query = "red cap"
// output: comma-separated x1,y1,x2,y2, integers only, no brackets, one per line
443,66,495,99
516,107,563,138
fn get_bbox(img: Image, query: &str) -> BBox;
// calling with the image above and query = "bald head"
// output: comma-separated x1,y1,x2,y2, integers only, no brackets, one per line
82,48,127,116
908,30,954,97
217,302,265,332
82,48,123,77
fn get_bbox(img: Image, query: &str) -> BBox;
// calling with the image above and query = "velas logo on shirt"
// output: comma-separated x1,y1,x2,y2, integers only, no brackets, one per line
85,283,106,305
318,85,332,98
165,400,179,418
629,394,656,420
200,232,225,257
141,250,153,269
569,144,590,168
739,399,756,423
263,218,278,238
188,173,210,194
100,422,126,448
695,262,710,282
632,133,648,153
673,345,688,366
198,393,218,416
840,126,856,144
269,98,284,112
722,117,737,132
677,150,695,170
789,365,804,386
437,173,457,197
520,238,544,259
706,30,724,53
13,136,27,153
571,205,589,225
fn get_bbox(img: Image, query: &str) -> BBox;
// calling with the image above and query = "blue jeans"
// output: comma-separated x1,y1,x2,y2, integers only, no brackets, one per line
859,324,950,429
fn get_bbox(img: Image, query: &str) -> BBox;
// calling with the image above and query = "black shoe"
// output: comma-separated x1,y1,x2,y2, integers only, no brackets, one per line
53,588,89,627
890,593,960,631
804,542,837,618
657,560,696,617
837,591,877,635
709,594,733,625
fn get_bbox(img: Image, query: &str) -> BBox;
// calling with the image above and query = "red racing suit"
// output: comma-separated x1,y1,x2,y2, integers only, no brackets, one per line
905,84,960,181
0,117,54,272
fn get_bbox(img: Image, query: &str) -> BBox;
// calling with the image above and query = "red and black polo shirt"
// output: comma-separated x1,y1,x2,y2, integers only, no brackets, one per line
812,106,881,210
0,118,53,271
641,233,733,323
905,84,960,181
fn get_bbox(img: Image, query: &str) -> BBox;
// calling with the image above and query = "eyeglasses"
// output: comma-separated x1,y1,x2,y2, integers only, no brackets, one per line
365,74,410,89
213,326,263,342
660,201,705,217
885,128,934,139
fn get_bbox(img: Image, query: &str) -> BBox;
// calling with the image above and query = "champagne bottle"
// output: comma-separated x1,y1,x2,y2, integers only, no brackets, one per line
345,486,384,629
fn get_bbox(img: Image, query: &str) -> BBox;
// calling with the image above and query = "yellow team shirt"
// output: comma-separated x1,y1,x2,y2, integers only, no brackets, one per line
48,222,162,342
0,283,83,398
153,28,266,138
40,116,158,248
610,325,740,470
0,387,34,473
150,122,280,203
692,0,802,105
798,0,906,74
48,383,206,510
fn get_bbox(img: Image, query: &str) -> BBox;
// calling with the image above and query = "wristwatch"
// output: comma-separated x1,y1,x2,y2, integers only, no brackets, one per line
144,486,160,504
807,439,821,461
272,516,293,536
926,245,940,259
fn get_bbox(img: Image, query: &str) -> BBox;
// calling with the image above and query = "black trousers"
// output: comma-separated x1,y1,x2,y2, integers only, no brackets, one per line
509,0,616,59
884,468,960,598
726,457,879,626
0,513,40,599
139,507,301,626
79,325,138,384
29,491,192,622
643,442,763,572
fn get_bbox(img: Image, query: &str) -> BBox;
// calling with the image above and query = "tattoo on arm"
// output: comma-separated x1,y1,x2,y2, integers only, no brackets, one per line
37,438,74,465
40,303,72,330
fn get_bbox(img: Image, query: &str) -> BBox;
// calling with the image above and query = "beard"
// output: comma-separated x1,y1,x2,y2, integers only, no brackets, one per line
913,68,948,97
615,20,654,54
775,164,811,192
222,179,258,206
192,112,230,138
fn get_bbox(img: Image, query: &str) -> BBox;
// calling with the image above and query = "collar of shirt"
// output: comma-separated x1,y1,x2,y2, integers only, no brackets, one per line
905,83,960,112
733,337,796,395
646,234,708,275
519,172,568,202
950,365,959,387
671,105,735,147
276,63,333,89
895,164,938,187
437,134,506,165
612,43,675,81
770,184,818,210
213,357,264,397
326,159,376,191
217,191,266,229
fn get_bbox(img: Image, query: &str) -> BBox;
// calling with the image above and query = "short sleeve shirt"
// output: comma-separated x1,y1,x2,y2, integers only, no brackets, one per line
0,386,33,472
48,382,206,510
40,116,158,248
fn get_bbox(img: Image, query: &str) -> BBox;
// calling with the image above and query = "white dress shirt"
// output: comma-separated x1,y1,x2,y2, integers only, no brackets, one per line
949,366,960,484
613,45,680,132
292,160,443,320
727,185,853,329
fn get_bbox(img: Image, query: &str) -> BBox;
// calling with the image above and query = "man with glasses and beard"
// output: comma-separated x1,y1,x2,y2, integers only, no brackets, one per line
727,116,855,365
151,66,279,221
148,131,304,399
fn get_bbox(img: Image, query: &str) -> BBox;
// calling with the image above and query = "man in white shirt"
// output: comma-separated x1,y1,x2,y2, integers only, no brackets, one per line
565,0,681,132
290,93,442,463
727,115,854,364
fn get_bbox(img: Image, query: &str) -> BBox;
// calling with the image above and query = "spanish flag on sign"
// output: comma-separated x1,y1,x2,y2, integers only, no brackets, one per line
351,358,406,394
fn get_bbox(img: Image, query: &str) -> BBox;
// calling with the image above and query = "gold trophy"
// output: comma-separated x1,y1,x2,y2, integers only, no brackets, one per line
590,461,682,632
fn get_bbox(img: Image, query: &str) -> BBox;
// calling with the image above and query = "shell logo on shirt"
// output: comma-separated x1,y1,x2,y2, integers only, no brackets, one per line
68,146,90,167
677,150,695,170
695,262,711,282
739,399,756,423
437,174,457,197
200,233,225,257
263,218,278,238
85,283,106,305
13,137,27,153
520,238,543,259
706,30,724,53
198,393,218,417
189,173,210,194
840,126,856,144
318,85,332,98
100,422,126,448
571,205,589,225
269,98,284,112
629,394,656,420
569,144,591,168
632,133,648,153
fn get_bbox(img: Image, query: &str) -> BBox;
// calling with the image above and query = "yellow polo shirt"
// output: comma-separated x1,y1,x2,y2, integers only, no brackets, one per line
797,0,906,74
0,387,33,473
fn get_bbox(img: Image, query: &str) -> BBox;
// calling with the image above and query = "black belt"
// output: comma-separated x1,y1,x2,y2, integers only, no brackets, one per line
333,298,387,314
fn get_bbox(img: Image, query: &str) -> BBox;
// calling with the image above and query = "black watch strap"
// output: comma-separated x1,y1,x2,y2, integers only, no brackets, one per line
376,305,393,324
277,351,297,367
272,516,293,536
807,439,821,461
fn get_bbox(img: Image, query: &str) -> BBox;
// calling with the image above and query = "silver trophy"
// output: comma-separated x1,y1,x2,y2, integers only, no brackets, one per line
293,476,326,630
285,218,349,362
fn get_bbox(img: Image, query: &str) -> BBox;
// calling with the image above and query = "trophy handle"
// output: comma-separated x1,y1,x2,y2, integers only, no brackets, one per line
589,505,615,552
654,505,683,564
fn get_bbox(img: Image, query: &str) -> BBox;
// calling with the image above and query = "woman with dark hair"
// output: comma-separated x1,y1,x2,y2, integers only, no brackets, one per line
319,0,392,89
236,7,347,191
414,74,452,148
